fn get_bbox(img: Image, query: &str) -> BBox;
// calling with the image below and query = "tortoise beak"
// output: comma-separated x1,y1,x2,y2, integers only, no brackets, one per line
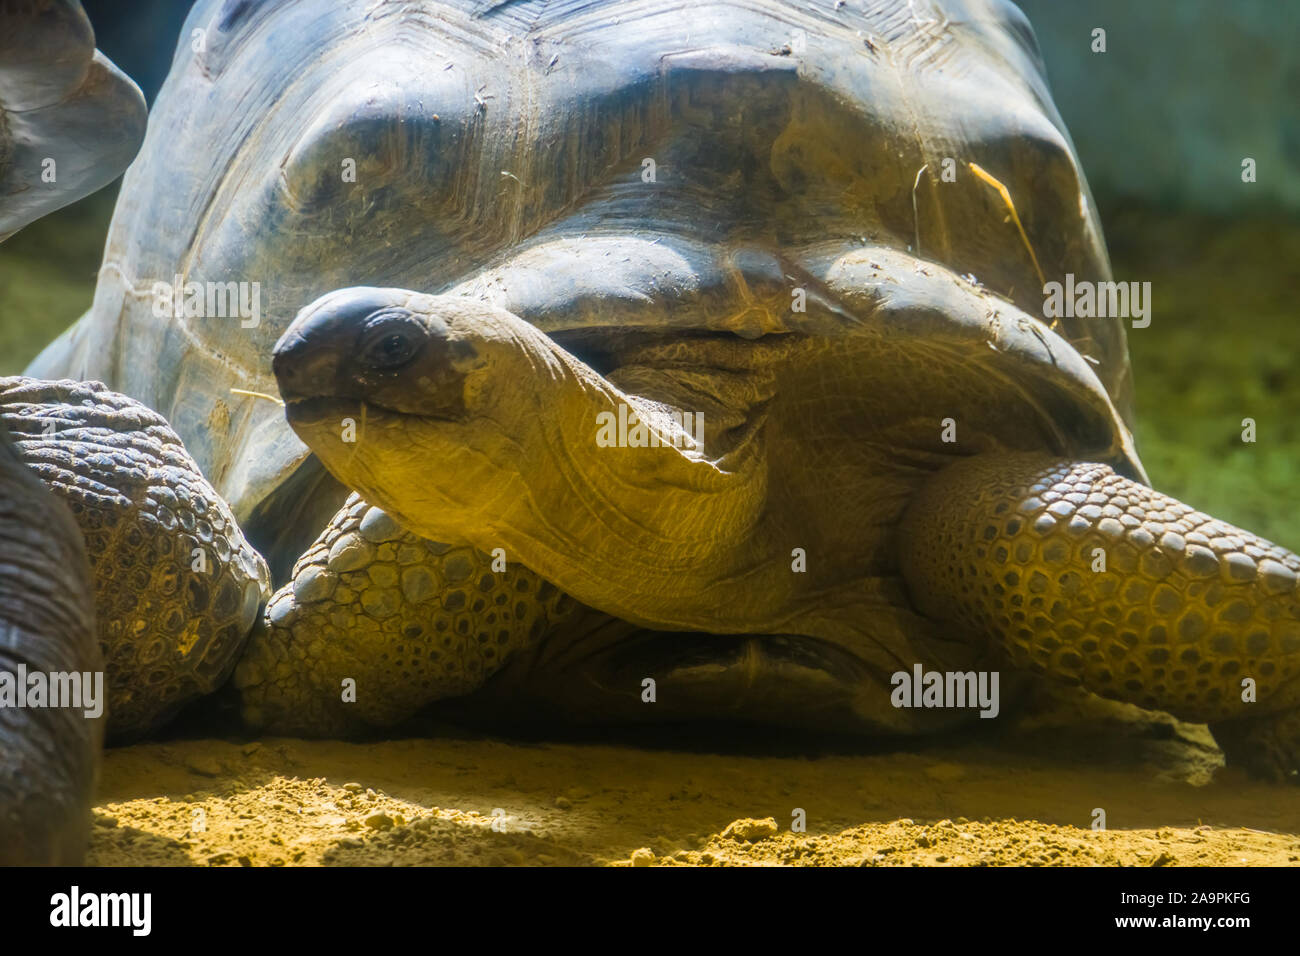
271,333,341,405
273,287,413,404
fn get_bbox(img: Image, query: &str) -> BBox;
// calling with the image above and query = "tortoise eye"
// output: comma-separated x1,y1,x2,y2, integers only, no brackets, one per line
373,333,413,365
360,309,423,370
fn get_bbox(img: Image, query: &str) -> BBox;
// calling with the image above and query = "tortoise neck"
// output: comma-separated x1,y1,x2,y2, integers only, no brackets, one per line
481,350,765,625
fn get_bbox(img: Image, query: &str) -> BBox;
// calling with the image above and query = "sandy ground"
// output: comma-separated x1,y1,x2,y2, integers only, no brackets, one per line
87,691,1300,866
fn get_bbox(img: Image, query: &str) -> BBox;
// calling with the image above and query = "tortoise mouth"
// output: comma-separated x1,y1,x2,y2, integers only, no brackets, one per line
283,395,463,430
281,395,358,428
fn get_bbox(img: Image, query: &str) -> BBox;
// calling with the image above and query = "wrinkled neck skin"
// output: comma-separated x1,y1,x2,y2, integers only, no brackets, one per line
312,329,771,630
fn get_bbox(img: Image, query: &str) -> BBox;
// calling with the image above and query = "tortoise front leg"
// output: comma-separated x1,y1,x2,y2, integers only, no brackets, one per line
3,378,271,739
900,452,1300,781
234,494,579,735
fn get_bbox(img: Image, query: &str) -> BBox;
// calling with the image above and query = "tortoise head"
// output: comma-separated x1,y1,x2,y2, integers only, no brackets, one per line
273,288,566,541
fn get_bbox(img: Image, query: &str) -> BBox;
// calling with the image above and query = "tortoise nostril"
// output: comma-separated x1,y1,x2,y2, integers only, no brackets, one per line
271,348,292,379
270,339,302,386
272,338,345,402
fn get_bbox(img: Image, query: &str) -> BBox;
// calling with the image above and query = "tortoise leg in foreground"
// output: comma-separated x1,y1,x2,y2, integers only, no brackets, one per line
901,453,1300,781
234,494,579,735
0,379,271,740
0,422,102,864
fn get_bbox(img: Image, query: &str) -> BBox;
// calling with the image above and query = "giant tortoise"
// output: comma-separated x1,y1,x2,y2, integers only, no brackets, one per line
6,0,1300,865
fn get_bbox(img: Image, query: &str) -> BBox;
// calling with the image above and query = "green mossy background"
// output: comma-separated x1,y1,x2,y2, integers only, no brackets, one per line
1103,207,1300,548
2,194,1296,545
0,190,110,377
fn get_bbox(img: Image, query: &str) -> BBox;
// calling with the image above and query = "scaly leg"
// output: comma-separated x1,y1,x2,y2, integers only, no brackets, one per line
901,453,1300,781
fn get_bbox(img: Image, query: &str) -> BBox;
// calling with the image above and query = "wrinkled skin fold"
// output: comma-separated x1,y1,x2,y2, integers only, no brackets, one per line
0,423,102,864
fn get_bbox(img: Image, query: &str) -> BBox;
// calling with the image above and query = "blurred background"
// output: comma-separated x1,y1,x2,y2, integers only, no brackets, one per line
2,0,1297,541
